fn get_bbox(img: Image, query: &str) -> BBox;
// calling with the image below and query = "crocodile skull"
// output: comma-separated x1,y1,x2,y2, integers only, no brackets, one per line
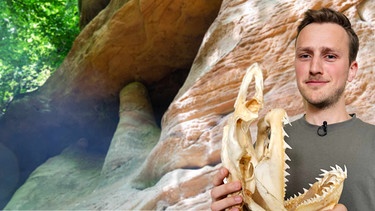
221,63,347,210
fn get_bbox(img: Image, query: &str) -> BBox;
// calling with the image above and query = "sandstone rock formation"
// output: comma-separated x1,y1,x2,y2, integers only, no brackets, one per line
100,82,160,186
3,0,375,210
0,0,222,194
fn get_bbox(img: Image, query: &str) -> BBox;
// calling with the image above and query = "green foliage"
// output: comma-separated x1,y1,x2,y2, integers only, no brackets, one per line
0,0,79,113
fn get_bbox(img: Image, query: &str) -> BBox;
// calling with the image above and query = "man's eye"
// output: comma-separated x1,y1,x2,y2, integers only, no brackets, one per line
299,54,310,58
326,54,337,59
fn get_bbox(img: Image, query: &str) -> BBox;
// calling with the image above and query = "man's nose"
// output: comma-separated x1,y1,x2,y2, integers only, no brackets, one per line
309,57,323,75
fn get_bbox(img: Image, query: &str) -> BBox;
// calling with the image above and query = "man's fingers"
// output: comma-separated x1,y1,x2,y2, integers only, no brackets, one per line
213,167,229,186
211,180,242,201
211,167,243,211
211,195,243,211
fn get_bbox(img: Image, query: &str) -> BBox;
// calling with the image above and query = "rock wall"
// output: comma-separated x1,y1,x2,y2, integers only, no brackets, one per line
0,0,222,199
4,0,375,210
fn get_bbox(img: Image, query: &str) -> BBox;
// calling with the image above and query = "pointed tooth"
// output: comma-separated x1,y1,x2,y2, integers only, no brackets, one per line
285,154,291,161
321,169,328,174
282,116,290,125
285,163,290,169
336,165,342,170
284,142,292,149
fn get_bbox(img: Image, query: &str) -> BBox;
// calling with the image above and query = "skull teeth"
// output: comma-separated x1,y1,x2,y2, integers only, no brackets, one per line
285,165,347,207
221,63,346,210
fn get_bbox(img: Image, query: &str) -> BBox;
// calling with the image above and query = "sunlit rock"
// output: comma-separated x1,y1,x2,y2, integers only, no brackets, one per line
100,82,160,186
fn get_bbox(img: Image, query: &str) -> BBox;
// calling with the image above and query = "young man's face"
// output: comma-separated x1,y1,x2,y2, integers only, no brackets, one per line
294,22,357,109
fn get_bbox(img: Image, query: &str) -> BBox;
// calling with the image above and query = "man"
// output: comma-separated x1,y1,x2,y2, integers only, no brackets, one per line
211,8,375,211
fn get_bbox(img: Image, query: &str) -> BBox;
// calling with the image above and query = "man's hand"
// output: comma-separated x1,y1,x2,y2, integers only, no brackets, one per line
328,204,348,211
210,167,243,211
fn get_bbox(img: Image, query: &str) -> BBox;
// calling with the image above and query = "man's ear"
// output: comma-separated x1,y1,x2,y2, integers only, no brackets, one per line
348,61,358,82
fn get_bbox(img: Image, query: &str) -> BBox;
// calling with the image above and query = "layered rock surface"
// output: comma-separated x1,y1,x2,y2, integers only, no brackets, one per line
3,0,375,210
0,0,222,200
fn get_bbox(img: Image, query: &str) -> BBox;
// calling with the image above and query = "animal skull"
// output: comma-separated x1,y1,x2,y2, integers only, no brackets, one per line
221,63,347,210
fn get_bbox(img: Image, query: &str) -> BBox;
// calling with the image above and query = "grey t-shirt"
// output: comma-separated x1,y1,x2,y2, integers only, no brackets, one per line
284,114,375,210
